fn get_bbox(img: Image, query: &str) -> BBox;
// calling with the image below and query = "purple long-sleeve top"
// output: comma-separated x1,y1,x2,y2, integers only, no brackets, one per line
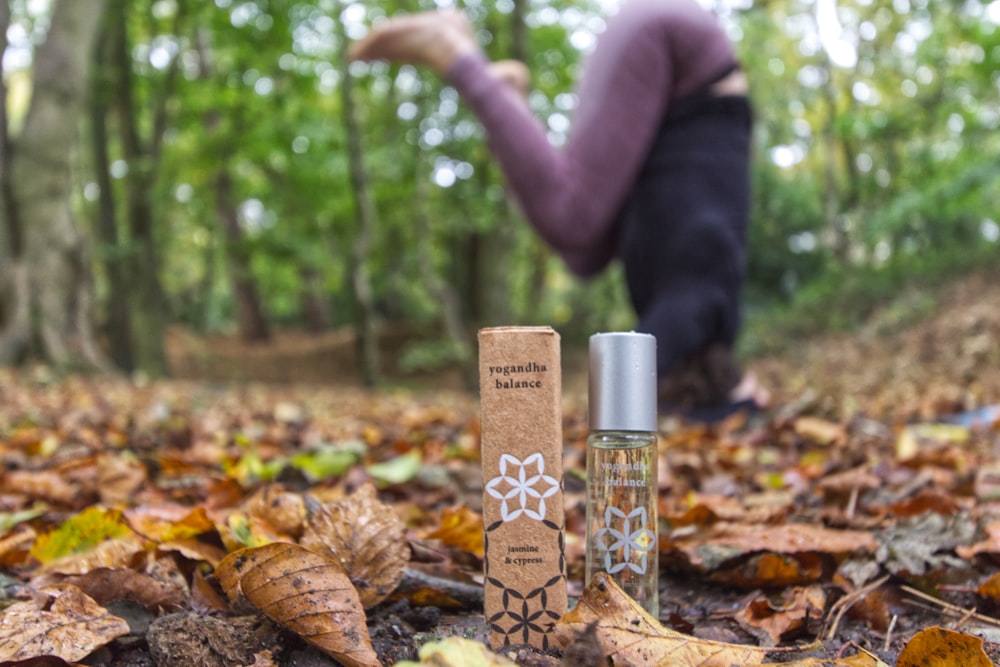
446,0,736,277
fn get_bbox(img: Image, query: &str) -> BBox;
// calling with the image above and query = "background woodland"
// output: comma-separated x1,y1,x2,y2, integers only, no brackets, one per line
0,0,998,382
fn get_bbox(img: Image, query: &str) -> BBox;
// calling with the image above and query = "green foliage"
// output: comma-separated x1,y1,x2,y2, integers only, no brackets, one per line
64,0,1000,364
399,339,470,374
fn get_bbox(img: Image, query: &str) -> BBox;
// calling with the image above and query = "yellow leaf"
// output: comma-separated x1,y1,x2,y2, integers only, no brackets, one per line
896,627,994,667
30,507,132,564
395,637,518,667
216,542,380,667
425,505,485,559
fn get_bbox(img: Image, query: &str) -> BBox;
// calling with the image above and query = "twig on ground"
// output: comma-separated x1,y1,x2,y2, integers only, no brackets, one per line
883,614,897,653
824,575,891,640
900,584,1000,629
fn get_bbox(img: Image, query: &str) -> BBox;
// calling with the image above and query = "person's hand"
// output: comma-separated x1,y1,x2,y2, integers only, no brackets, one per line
348,11,477,74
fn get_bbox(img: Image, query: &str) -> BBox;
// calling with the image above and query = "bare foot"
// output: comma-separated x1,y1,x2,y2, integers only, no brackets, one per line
730,371,771,408
489,59,530,98
348,11,477,73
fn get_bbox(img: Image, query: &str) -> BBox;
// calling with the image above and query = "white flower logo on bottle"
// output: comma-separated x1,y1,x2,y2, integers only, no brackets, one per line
594,506,655,574
485,453,560,522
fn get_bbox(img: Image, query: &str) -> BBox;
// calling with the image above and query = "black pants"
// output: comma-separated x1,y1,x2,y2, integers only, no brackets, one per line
617,92,752,381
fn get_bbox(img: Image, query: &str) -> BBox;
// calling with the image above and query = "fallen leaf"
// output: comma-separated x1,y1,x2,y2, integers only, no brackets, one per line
896,423,968,460
41,567,187,612
956,521,1000,560
0,503,48,533
34,537,146,576
1,470,80,507
0,584,130,662
216,541,379,667
554,572,767,666
667,522,876,580
793,417,846,446
244,485,306,539
425,505,485,559
977,572,1000,601
365,450,423,486
709,551,827,587
885,489,960,518
96,453,147,505
740,585,827,645
896,626,993,667
30,507,133,564
394,636,518,666
301,483,408,608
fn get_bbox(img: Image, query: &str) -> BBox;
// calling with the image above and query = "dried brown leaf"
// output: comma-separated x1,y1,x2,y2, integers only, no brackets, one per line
0,584,130,662
35,536,146,576
96,453,147,505
793,417,846,446
43,567,187,612
977,572,1000,601
668,522,876,581
740,585,827,646
554,572,767,666
896,627,993,667
216,541,379,667
244,485,307,539
957,521,1000,560
301,483,408,608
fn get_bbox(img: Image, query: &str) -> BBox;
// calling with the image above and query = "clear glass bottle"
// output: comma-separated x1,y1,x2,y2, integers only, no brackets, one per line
585,332,659,617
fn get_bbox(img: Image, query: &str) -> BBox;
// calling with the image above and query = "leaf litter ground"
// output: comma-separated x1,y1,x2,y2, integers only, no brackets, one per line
2,272,1000,666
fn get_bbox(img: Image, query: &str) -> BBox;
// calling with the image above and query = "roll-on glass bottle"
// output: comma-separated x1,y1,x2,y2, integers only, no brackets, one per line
585,332,659,617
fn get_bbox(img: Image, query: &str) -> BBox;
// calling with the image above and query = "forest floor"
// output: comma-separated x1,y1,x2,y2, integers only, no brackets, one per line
2,270,1000,666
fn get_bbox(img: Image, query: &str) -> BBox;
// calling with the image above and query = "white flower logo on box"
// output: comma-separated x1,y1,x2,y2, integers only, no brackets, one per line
594,506,655,574
485,453,560,522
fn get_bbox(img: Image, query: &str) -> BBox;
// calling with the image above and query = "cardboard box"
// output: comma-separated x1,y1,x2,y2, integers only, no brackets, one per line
479,326,566,650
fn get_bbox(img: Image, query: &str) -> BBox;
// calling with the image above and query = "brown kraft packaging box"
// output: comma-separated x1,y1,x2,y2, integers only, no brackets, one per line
478,326,566,650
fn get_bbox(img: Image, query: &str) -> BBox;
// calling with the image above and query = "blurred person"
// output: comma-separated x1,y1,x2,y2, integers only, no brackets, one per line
349,0,769,421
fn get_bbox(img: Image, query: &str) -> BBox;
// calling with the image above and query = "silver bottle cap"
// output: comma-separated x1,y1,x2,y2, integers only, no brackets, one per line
588,331,658,432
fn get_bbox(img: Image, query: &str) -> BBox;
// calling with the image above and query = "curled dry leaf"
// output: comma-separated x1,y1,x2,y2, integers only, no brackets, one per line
244,484,307,539
40,567,188,612
216,541,380,667
301,482,408,608
896,627,994,667
554,572,767,666
740,585,827,646
0,583,130,663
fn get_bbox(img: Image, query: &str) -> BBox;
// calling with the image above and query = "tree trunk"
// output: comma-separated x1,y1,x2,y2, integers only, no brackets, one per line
214,168,271,343
110,0,183,375
10,0,110,371
0,0,30,365
193,27,271,345
89,9,133,372
299,267,330,334
336,17,379,387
